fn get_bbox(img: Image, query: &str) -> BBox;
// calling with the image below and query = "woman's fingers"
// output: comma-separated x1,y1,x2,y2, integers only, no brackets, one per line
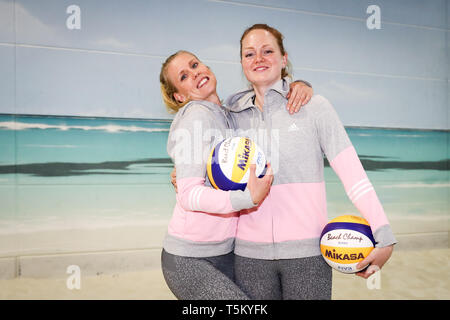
355,246,394,279
287,90,299,113
170,167,177,193
247,163,273,205
287,88,313,114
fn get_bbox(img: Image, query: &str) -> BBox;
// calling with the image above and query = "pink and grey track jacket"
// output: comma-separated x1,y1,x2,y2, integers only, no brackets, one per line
163,100,255,258
225,78,397,260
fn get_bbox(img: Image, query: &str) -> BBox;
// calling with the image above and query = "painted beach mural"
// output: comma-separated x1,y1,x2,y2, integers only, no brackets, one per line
0,0,448,257
0,114,448,255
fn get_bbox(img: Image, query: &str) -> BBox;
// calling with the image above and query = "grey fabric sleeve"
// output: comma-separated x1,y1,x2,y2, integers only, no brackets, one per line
313,95,352,162
167,104,215,180
373,224,398,248
230,188,255,211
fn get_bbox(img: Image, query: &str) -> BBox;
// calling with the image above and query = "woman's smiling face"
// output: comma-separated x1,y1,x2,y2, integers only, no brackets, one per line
166,52,218,104
241,29,287,88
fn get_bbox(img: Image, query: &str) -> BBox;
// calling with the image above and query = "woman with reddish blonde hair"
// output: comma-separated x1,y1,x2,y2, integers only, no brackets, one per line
226,24,396,300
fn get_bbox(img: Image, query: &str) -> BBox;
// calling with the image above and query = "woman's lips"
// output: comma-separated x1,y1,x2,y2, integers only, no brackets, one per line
197,76,209,89
253,66,268,72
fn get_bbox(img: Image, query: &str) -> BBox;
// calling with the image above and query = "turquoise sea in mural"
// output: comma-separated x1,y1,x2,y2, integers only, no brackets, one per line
0,114,448,237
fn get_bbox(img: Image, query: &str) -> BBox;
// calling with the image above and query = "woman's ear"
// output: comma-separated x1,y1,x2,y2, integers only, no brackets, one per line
282,53,288,68
173,92,185,104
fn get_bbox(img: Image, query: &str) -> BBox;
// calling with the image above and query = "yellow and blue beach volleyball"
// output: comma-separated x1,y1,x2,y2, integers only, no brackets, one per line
320,215,376,273
207,137,266,191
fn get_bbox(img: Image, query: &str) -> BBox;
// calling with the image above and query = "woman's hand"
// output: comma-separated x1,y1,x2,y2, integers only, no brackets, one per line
247,163,273,205
286,81,314,114
355,245,394,279
170,167,177,193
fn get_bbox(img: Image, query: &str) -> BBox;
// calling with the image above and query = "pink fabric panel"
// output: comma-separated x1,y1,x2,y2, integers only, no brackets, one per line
167,177,238,242
351,192,389,231
168,203,239,242
237,182,328,242
329,146,368,192
177,177,234,214
329,146,390,231
236,201,274,243
167,204,187,238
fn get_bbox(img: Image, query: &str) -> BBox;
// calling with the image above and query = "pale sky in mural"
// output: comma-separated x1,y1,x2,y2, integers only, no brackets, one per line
0,0,448,129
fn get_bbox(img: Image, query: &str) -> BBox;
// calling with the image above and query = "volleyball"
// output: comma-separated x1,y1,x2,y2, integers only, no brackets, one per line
320,215,376,274
207,137,266,191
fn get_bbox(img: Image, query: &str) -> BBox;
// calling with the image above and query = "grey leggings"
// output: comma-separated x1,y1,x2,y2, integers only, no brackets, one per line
161,249,249,300
234,254,332,300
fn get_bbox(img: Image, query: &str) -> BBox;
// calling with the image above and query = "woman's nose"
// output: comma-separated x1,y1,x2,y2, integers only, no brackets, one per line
255,52,264,63
193,70,201,79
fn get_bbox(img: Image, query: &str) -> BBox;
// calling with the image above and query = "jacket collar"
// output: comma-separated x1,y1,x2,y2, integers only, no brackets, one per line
224,77,291,112
178,99,224,116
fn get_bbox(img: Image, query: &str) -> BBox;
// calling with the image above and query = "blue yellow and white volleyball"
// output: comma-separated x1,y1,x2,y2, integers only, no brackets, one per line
320,215,376,274
207,137,266,191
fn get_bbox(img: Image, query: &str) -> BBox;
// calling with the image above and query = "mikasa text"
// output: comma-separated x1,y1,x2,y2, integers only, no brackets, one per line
236,138,251,171
324,249,365,261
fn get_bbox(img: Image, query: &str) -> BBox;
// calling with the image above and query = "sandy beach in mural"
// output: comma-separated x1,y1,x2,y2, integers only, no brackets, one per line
0,247,448,300
0,215,447,256
0,217,448,300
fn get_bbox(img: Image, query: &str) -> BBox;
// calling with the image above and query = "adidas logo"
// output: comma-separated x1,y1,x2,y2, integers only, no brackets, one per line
287,123,300,132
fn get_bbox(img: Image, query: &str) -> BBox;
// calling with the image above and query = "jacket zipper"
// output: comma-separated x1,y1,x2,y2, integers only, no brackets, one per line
261,99,276,255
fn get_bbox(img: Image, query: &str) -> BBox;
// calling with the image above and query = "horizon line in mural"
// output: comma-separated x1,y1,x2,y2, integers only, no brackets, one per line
0,113,448,132
0,156,448,178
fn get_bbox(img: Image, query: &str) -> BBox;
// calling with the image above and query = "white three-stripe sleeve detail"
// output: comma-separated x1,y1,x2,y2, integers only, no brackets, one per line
347,178,377,203
189,186,201,211
348,181,372,201
188,186,206,211
351,186,375,203
194,187,204,211
346,178,369,199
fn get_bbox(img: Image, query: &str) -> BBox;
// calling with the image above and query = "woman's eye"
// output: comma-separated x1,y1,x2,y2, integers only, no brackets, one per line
244,52,254,58
264,49,273,55
192,62,198,68
180,74,187,81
